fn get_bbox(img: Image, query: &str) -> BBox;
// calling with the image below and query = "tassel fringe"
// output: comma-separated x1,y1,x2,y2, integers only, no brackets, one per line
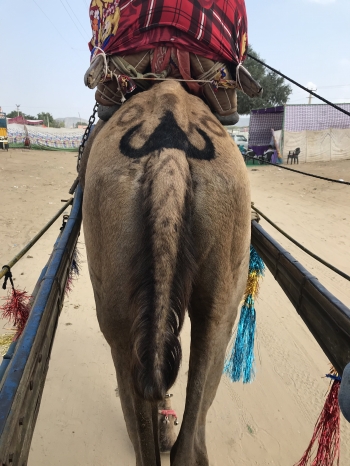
1,245,81,356
65,247,81,295
294,371,341,466
1,236,82,361
224,246,265,384
224,296,256,383
1,289,31,340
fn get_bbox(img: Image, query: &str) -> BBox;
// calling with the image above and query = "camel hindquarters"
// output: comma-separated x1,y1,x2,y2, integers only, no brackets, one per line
169,158,251,466
83,180,164,466
83,79,251,466
83,146,196,465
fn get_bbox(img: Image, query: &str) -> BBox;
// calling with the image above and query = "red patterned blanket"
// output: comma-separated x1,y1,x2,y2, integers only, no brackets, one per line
89,0,248,64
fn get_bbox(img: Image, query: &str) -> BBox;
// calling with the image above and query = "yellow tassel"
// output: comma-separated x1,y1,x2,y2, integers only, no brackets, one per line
244,271,261,300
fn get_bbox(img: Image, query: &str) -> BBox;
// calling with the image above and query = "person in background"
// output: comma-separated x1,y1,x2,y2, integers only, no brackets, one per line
263,145,275,163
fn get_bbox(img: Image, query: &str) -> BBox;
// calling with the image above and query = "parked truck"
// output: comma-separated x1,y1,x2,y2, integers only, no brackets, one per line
0,110,9,150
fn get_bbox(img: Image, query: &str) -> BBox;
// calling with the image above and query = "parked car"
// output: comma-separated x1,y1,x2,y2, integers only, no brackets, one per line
231,134,248,150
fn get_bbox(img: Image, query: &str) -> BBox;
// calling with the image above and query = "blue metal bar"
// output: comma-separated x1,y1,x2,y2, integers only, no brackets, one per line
0,342,18,383
0,185,82,438
0,264,49,384
251,221,350,374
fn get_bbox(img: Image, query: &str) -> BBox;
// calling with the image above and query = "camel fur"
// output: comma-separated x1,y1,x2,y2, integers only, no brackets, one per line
83,80,251,466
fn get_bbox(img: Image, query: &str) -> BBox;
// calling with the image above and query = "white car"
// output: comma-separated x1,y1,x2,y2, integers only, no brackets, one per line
231,134,248,150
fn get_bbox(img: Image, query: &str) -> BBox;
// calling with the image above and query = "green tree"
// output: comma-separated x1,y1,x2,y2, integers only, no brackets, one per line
52,120,65,128
237,46,292,115
37,112,64,128
6,109,64,126
75,121,87,128
6,110,19,118
6,110,36,120
37,112,54,126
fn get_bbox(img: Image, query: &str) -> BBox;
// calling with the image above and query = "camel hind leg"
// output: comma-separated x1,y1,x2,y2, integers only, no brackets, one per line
92,290,161,466
171,248,250,466
170,150,251,465
84,195,162,465
107,320,162,466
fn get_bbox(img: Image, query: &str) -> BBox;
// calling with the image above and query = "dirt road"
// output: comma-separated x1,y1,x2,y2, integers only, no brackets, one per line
1,149,349,465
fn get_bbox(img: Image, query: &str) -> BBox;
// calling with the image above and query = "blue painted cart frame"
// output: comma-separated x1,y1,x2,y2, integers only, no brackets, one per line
251,221,350,375
0,186,82,465
0,188,349,464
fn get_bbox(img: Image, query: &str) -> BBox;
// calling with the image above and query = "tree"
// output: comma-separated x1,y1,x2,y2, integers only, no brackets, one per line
75,121,87,128
237,45,292,115
6,110,19,118
37,112,64,128
6,109,64,127
37,112,54,126
6,110,36,120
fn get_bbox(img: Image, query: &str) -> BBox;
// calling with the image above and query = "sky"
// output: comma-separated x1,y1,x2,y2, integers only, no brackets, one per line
1,0,350,120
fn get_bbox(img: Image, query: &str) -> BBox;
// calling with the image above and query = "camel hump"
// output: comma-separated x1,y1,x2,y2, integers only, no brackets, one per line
129,146,196,402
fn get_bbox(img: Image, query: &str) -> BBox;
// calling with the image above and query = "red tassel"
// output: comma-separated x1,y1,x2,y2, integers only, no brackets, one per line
0,289,31,339
65,275,74,295
294,379,340,466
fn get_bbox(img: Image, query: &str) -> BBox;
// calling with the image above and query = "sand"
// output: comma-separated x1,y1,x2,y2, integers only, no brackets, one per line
0,148,349,465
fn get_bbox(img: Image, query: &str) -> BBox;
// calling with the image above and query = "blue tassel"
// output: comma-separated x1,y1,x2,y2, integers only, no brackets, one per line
249,246,265,278
224,296,256,383
224,246,264,384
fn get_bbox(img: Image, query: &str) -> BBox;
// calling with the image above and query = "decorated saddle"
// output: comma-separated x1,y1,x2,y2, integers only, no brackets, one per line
84,0,262,125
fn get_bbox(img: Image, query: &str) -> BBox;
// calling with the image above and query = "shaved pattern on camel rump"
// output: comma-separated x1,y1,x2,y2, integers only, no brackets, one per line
82,80,251,465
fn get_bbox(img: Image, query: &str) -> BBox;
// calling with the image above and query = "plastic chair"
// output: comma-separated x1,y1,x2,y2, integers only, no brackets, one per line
287,147,300,164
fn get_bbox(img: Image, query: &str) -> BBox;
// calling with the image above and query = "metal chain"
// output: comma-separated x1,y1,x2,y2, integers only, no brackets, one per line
76,102,99,173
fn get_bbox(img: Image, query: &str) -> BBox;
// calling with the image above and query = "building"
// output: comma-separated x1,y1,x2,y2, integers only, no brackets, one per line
249,104,350,163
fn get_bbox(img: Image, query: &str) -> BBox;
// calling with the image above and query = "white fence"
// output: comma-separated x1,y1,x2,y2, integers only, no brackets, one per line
283,129,350,163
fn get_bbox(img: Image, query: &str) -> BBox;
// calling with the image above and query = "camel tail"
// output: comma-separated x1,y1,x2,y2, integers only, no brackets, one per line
129,150,196,402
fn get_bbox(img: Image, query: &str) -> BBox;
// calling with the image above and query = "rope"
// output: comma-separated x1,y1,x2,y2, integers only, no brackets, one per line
110,55,169,89
245,154,350,185
195,60,225,82
0,199,73,281
90,47,109,81
91,49,239,88
96,84,122,106
247,53,350,118
235,62,244,93
125,76,235,85
251,204,350,282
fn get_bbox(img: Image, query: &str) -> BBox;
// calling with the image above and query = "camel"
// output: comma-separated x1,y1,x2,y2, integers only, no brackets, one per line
82,80,251,465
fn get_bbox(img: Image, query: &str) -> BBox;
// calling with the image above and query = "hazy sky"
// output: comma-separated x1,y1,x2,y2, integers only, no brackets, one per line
1,0,349,120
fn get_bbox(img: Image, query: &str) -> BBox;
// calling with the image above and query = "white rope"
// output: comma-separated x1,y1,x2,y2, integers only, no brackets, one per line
97,84,123,106
91,48,239,86
90,48,127,103
90,47,110,81
115,74,126,103
236,62,244,93
89,47,245,102
107,75,237,86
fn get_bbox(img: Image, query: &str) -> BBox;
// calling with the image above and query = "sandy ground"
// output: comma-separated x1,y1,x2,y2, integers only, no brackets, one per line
0,148,349,465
